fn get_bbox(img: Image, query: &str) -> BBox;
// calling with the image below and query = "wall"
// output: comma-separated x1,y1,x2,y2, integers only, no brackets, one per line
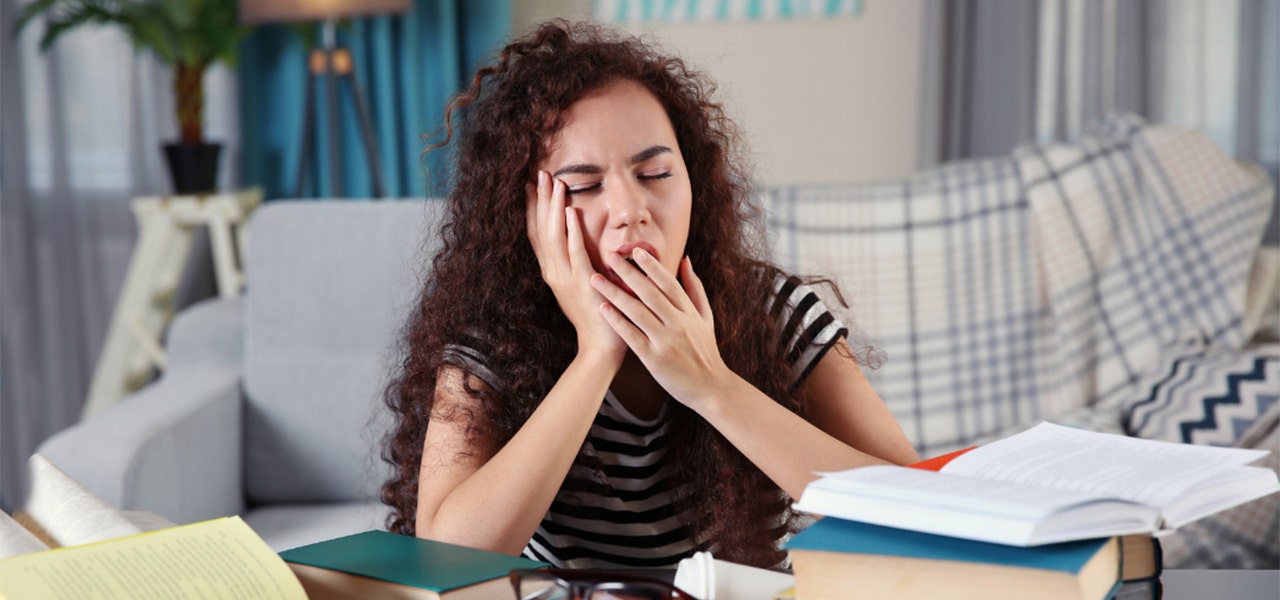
512,1,927,186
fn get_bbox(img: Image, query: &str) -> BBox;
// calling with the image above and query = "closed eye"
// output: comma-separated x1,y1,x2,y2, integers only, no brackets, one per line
566,173,668,195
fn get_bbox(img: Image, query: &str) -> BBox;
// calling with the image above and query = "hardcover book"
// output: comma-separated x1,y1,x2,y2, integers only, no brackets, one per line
280,530,549,600
785,518,1120,600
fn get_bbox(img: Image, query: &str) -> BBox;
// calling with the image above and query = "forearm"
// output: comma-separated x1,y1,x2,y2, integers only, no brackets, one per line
417,351,615,555
695,375,915,500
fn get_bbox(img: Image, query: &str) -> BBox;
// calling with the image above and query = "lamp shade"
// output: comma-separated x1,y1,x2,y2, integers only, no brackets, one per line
240,0,411,23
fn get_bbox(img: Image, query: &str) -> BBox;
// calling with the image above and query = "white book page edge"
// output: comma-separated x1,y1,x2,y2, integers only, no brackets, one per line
796,465,1159,545
21,454,143,548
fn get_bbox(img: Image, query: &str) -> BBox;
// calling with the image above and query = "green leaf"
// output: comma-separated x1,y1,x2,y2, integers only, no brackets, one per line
14,0,256,142
15,0,249,69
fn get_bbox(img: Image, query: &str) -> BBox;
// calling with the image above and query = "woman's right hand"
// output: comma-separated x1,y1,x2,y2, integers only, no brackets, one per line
526,170,627,365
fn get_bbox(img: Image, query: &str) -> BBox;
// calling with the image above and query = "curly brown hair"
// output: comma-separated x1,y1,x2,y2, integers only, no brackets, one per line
382,20,826,568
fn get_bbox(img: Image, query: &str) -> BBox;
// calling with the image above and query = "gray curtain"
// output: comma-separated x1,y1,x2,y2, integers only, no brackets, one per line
0,0,235,512
921,0,1279,244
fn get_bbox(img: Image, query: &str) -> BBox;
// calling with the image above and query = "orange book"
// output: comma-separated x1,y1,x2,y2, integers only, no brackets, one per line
908,447,976,472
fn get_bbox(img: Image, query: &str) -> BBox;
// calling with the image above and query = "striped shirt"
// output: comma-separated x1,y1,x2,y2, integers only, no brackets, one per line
453,275,848,568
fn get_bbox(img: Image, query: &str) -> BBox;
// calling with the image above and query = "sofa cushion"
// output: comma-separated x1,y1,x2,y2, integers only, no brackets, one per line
243,200,446,505
768,158,1047,456
767,115,1274,456
1016,116,1271,420
244,501,391,552
1124,345,1280,569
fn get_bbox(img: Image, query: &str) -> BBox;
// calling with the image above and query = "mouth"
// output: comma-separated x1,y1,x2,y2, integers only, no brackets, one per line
606,242,657,297
614,241,660,264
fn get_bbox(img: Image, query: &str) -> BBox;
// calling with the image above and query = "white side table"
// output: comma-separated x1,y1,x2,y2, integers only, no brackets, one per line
81,189,263,420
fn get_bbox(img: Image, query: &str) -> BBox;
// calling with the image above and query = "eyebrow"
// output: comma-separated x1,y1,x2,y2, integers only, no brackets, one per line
551,145,673,178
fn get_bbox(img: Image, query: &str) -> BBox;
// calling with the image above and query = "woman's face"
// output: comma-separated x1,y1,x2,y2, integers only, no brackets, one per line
539,79,693,292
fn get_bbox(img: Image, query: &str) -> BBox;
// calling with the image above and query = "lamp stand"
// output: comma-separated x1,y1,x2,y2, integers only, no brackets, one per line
295,19,386,198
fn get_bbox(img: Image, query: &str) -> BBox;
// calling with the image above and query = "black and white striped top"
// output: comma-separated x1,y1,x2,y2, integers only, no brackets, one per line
455,275,848,569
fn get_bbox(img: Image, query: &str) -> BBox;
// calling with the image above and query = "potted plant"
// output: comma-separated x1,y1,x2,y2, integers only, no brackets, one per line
15,0,251,194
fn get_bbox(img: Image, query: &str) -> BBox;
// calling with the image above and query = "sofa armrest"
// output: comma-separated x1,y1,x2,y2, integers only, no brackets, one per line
38,366,245,525
37,299,246,525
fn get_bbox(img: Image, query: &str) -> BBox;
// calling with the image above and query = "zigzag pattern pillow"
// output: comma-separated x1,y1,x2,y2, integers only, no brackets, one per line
1124,344,1280,446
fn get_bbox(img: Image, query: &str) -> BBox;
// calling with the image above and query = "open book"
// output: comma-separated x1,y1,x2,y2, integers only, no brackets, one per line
1,455,306,599
1,454,154,558
794,422,1280,546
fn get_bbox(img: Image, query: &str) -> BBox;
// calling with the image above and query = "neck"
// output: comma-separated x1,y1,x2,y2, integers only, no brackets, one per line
610,352,666,420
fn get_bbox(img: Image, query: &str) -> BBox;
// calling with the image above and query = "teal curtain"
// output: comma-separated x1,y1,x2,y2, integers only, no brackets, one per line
238,0,511,200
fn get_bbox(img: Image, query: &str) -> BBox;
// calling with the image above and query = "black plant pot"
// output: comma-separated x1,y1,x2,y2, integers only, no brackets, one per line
163,142,222,195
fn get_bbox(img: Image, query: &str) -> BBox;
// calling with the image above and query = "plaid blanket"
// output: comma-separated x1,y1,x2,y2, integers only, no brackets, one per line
766,114,1274,457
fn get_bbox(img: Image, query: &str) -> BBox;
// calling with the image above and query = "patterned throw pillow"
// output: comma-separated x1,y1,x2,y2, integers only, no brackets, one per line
1123,343,1280,569
1124,344,1280,446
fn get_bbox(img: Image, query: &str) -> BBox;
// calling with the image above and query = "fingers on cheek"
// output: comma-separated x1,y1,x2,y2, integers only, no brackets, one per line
566,207,581,233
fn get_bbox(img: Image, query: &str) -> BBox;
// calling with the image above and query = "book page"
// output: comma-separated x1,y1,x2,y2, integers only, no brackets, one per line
798,465,1159,545
0,511,48,559
943,422,1270,509
19,454,143,548
811,465,1105,518
0,517,306,599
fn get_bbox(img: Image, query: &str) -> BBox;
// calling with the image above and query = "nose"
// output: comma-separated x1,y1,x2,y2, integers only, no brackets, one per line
607,179,651,228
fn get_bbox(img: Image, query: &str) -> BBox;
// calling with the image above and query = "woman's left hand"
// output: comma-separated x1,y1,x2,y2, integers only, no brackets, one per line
590,249,737,408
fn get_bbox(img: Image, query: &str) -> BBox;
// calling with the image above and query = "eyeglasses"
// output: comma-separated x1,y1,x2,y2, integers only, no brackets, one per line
509,568,698,600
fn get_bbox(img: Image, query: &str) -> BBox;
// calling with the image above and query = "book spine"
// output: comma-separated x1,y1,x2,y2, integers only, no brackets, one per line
1121,538,1163,584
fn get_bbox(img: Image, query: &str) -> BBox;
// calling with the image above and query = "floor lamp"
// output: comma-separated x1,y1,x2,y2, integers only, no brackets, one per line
240,0,411,198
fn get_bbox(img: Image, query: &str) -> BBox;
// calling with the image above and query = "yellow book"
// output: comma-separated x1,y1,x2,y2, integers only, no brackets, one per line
0,516,305,600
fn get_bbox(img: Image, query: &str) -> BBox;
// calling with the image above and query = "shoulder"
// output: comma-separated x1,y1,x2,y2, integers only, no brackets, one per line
442,330,506,398
766,271,850,385
768,273,847,338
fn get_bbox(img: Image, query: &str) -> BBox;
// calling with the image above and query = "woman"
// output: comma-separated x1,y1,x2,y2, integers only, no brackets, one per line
383,20,918,569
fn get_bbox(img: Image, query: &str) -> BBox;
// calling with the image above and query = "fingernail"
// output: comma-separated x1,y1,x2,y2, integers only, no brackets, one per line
538,170,547,186
633,248,650,261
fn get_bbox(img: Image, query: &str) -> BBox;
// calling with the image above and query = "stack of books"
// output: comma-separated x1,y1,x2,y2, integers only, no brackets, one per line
786,422,1279,600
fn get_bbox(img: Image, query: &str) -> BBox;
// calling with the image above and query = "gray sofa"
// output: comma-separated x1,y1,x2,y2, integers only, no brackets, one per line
38,116,1278,564
39,200,446,551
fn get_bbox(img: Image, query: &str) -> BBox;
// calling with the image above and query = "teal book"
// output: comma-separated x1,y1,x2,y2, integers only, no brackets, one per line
279,530,548,599
785,518,1121,600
